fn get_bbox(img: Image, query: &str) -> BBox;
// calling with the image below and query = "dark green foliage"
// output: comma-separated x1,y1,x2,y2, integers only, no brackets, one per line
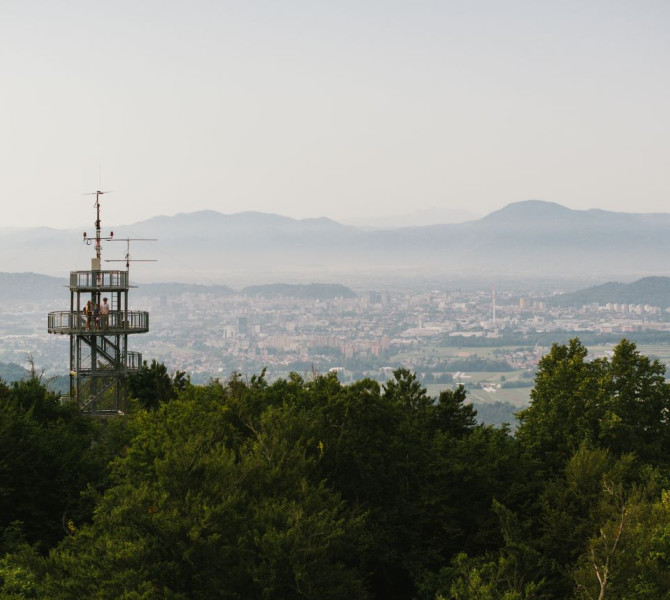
305,370,524,599
0,377,125,554
473,401,520,427
3,338,670,599
517,338,670,473
435,385,477,435
39,380,368,599
431,501,545,600
513,339,670,596
128,359,189,411
0,366,527,599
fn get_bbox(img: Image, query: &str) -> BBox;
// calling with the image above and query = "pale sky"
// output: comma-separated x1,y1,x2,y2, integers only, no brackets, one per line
1,0,669,228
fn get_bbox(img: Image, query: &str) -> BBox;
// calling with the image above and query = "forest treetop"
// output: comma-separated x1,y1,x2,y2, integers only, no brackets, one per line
1,338,669,599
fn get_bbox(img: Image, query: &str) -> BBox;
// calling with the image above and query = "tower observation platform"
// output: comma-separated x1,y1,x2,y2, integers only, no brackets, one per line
47,191,152,416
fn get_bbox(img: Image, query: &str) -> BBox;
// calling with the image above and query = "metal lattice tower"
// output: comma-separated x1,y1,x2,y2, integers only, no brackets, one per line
47,191,149,416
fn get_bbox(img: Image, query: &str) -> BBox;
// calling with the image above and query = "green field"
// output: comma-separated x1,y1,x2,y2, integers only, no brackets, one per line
402,340,670,409
588,343,670,364
425,379,531,407
391,346,515,361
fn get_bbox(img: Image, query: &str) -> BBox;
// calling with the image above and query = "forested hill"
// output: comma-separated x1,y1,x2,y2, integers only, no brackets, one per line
0,272,65,301
0,273,355,299
241,282,356,299
2,340,670,598
0,361,29,381
549,275,670,308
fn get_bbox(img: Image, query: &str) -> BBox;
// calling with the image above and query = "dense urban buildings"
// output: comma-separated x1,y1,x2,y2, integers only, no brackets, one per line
3,283,670,408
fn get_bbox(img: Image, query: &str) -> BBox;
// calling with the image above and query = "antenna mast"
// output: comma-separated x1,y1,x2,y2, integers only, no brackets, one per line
105,237,157,277
83,190,113,267
95,190,102,260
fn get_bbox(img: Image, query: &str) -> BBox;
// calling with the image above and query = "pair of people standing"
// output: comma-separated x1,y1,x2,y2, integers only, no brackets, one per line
83,298,110,330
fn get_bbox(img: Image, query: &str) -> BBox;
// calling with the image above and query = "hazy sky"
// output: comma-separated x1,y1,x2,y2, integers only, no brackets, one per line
2,1,669,228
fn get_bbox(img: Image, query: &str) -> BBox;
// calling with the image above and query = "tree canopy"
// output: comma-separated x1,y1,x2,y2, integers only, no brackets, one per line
1,339,670,598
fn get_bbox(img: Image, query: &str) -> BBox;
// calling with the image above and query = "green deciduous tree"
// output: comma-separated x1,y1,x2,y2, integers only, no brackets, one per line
9,340,670,600
571,472,670,600
0,376,110,552
517,339,670,474
308,369,525,600
37,380,367,599
128,359,189,411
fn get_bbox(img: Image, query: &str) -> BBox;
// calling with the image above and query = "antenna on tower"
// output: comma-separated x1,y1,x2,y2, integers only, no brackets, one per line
105,237,157,276
82,190,114,264
81,190,156,275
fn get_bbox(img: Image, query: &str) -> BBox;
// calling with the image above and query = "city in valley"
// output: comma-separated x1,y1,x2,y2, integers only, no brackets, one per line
3,280,670,422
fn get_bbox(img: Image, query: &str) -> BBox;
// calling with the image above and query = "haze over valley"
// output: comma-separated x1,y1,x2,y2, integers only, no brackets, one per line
3,200,670,287
4,2,670,596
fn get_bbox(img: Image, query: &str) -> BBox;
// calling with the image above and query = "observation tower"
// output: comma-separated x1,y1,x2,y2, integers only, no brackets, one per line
47,192,150,416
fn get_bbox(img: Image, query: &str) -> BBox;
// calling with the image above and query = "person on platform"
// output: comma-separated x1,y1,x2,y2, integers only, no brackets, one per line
84,300,92,330
101,297,110,329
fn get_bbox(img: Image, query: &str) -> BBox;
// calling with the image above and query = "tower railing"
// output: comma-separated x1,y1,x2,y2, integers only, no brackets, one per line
47,310,149,334
69,351,143,375
70,270,129,290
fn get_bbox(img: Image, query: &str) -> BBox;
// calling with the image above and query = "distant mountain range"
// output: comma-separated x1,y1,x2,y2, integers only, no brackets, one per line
341,207,481,228
2,200,670,285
